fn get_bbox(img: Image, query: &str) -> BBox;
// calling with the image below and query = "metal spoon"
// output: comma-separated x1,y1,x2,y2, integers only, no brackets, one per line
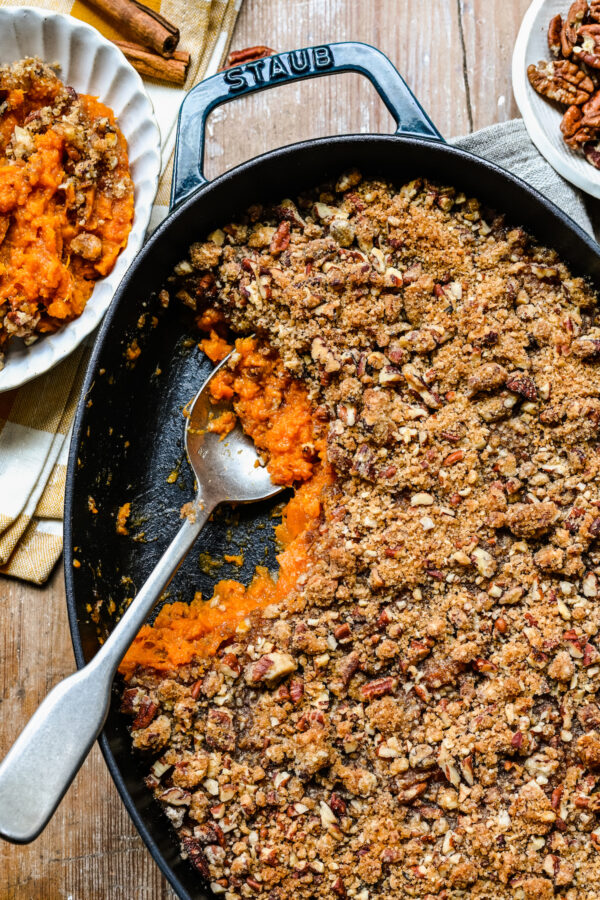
0,351,283,844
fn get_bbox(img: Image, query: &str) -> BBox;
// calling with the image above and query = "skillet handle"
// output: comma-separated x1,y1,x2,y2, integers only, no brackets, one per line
171,40,442,208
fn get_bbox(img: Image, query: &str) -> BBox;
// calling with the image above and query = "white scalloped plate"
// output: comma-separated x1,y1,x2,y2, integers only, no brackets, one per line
513,0,600,199
0,6,161,392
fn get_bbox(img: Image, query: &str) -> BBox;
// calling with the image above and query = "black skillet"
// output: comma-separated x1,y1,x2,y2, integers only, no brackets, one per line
64,41,600,899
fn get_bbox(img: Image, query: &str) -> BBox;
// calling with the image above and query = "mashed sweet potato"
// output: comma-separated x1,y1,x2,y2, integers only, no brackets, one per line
119,341,332,679
0,58,134,367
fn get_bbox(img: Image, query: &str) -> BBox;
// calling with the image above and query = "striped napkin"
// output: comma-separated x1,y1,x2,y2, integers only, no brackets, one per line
0,0,242,583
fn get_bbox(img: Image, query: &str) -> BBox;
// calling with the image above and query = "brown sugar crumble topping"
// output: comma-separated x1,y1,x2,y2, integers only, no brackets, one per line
121,171,600,898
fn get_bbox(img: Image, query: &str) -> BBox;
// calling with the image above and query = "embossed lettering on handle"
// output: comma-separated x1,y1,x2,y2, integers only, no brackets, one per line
171,41,442,208
224,46,334,93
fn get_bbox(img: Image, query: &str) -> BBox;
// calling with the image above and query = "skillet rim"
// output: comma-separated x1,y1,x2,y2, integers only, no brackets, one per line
63,131,600,899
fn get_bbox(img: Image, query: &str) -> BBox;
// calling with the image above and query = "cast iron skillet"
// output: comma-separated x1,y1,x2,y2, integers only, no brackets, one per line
65,41,600,899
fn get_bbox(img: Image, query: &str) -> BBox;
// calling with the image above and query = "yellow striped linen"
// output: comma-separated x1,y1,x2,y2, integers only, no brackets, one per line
0,0,242,582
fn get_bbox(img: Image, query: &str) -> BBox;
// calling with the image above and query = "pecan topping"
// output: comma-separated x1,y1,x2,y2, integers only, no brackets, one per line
129,172,600,898
505,371,538,401
270,220,290,255
181,836,210,877
132,695,159,730
572,335,600,357
359,676,396,699
289,677,304,703
467,362,508,396
245,651,297,685
505,501,559,538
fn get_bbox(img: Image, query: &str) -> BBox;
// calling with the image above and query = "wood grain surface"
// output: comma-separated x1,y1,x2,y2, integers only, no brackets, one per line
0,0,529,896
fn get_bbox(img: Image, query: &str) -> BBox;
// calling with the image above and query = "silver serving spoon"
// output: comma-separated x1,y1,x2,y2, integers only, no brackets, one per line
0,351,283,844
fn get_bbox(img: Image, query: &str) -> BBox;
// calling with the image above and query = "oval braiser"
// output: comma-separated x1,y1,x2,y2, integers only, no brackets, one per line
64,41,600,900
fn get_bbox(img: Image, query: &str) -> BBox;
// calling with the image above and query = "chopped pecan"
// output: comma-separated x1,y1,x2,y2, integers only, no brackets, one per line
332,877,348,897
359,676,396,699
442,449,464,467
334,622,352,641
245,651,297,685
270,220,290,255
159,787,191,806
289,678,304,703
132,695,159,730
505,501,558,538
506,371,538,401
577,731,600,768
311,336,341,373
572,335,600,357
120,687,143,715
336,650,361,687
181,836,210,878
326,793,345,819
467,362,508,396
402,363,441,408
527,60,594,106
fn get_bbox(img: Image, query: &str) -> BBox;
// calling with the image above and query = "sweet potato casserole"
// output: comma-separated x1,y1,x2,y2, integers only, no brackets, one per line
120,171,600,899
0,58,134,368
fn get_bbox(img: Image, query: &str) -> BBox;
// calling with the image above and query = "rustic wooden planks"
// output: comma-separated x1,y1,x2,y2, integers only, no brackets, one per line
0,0,529,895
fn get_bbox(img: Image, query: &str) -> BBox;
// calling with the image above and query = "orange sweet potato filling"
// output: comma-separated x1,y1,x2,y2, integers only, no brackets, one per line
119,339,332,679
209,336,319,486
0,81,133,342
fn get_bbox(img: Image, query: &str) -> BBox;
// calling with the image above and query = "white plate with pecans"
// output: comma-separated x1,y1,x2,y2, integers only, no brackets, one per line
513,0,600,198
0,6,161,392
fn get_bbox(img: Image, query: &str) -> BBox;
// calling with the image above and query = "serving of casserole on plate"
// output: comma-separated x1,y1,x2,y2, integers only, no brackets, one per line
114,170,600,899
0,6,160,391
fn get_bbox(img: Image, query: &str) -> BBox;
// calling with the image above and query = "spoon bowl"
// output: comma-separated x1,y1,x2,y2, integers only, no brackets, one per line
185,352,283,506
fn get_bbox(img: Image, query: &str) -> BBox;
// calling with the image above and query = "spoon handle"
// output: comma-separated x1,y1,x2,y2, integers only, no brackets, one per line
0,502,212,844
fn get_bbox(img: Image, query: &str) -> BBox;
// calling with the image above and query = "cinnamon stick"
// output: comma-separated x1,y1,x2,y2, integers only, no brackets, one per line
84,0,179,56
113,39,189,85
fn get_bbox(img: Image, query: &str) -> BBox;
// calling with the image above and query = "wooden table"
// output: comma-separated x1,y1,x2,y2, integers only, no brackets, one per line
1,0,530,895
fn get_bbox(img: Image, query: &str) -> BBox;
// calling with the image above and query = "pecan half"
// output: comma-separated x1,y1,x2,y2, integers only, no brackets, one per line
562,0,588,56
585,140,600,165
583,89,600,125
578,24,600,67
527,60,594,106
223,45,276,70
592,0,600,21
549,13,564,56
561,104,592,147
